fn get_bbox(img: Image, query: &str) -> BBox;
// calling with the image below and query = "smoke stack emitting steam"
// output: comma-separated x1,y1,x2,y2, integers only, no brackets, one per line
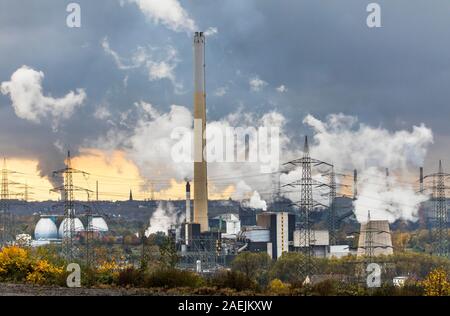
193,32,209,232
186,181,191,223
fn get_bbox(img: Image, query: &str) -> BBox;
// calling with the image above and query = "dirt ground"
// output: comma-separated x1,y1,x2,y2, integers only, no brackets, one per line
0,283,165,296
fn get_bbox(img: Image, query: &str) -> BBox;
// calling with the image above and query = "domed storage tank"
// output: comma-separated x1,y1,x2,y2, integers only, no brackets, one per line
58,218,85,238
88,216,108,232
34,217,58,240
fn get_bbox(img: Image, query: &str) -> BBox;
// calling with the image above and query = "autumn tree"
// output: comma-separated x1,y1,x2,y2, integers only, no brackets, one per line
267,278,290,295
422,267,450,296
231,252,272,284
159,236,179,268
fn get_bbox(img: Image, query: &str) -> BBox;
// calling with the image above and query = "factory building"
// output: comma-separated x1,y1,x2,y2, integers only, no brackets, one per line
357,220,394,257
239,206,258,226
209,213,241,237
294,230,330,258
256,212,295,259
181,222,201,246
242,226,270,242
329,245,351,258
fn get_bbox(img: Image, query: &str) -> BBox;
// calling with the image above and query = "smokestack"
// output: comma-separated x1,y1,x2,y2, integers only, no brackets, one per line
186,181,191,223
353,169,358,200
193,32,209,232
385,168,389,177
419,167,424,192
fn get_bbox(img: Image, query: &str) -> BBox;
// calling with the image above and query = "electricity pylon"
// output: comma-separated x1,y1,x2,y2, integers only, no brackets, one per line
52,151,92,261
328,167,337,246
283,136,331,280
0,158,9,244
423,161,449,257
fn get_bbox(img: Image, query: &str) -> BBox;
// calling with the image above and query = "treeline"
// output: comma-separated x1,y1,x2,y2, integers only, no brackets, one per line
1,243,450,296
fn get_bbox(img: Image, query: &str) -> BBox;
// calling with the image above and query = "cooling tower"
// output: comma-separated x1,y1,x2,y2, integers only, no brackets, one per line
357,220,393,257
193,32,209,232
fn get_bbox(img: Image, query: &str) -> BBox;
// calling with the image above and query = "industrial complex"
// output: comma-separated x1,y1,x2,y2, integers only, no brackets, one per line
0,31,448,293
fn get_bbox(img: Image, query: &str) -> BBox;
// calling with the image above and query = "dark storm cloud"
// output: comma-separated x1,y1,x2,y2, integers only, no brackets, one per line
0,0,449,179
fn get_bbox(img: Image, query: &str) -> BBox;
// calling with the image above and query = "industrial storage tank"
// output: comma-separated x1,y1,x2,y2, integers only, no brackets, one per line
88,216,108,232
58,218,85,238
242,227,270,242
34,217,58,240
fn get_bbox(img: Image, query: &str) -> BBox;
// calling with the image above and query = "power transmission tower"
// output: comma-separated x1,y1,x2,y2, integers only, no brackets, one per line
0,158,9,244
423,161,449,257
328,167,337,246
435,161,448,257
15,182,33,202
52,151,92,261
85,205,93,269
1,158,8,201
284,136,331,280
24,183,28,202
365,211,374,263
0,159,29,243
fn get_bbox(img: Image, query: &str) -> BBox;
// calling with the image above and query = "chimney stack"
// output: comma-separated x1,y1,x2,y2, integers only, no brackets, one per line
419,167,424,192
193,32,209,232
186,181,191,223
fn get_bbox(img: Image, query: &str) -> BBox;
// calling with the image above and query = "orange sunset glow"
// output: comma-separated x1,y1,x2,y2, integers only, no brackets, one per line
4,148,236,201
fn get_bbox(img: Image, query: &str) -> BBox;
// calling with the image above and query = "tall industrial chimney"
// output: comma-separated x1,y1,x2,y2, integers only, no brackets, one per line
186,181,191,223
353,169,358,200
193,32,209,232
419,167,424,192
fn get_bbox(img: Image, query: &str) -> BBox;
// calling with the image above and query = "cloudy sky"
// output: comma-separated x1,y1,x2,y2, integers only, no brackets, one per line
0,0,449,202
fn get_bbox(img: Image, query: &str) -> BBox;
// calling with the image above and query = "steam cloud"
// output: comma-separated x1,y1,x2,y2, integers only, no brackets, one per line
303,113,433,223
91,103,435,224
92,102,293,207
1,66,86,128
126,0,197,33
145,201,184,236
102,38,183,93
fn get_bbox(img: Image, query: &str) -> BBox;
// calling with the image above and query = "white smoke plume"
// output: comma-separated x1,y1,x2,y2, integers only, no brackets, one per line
92,103,293,205
126,0,197,33
145,201,184,236
1,65,86,128
303,113,433,223
93,102,433,223
102,38,183,92
231,181,267,210
244,191,268,211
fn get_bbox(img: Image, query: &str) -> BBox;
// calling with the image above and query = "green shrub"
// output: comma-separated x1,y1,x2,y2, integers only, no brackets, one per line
144,268,204,288
312,279,339,296
117,267,144,287
209,271,258,292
